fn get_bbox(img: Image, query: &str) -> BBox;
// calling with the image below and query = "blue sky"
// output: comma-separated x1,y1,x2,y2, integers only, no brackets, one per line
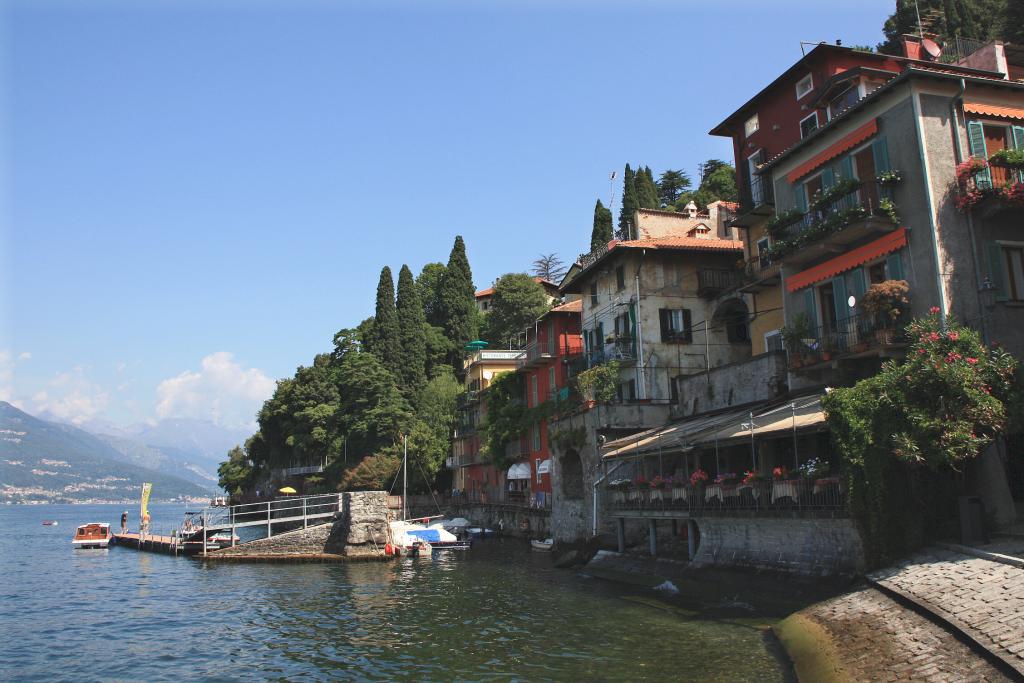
1,0,894,429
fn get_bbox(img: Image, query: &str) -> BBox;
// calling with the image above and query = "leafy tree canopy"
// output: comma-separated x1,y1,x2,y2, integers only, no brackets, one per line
218,445,254,496
532,253,566,283
481,273,551,348
657,169,692,205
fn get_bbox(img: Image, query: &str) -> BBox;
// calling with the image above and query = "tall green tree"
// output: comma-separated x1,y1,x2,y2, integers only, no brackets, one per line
218,445,254,496
590,198,614,251
657,169,691,205
416,262,447,326
481,273,550,348
636,166,660,209
369,266,401,378
1005,0,1024,43
437,235,477,366
396,264,427,398
618,164,638,238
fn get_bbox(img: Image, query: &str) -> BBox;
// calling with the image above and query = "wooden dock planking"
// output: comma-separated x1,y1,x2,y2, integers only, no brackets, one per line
113,532,182,554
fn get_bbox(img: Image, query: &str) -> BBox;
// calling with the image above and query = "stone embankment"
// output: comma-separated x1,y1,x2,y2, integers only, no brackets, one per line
776,546,1024,681
207,491,392,562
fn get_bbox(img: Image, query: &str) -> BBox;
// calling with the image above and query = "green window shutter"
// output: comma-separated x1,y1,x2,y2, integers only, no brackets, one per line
1012,125,1024,150
886,251,904,281
794,184,808,213
839,155,854,181
967,121,992,189
821,167,835,190
1012,126,1024,182
871,137,891,173
985,242,1008,301
847,268,864,303
803,288,818,331
832,276,849,323
597,322,605,345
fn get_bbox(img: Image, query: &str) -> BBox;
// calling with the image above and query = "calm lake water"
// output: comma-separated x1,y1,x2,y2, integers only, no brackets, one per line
1,504,796,682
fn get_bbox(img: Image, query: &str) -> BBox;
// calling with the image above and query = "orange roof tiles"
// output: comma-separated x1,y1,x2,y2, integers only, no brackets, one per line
614,237,744,252
550,299,582,313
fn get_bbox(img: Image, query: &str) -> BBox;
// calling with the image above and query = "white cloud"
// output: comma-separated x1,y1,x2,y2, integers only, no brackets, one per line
155,352,275,428
18,352,31,361
0,350,32,406
29,366,109,425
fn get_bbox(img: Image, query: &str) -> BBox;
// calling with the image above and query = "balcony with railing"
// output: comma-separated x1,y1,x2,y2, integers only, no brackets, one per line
957,154,1024,217
697,268,743,298
768,179,899,268
520,337,585,369
738,255,783,292
735,174,775,226
587,336,636,366
787,311,908,372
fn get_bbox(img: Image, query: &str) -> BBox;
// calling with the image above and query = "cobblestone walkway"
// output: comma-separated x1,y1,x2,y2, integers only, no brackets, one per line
803,588,1010,681
868,547,1024,677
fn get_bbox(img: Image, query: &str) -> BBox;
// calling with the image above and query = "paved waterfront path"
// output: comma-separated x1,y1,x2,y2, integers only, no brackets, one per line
800,588,1010,681
868,547,1024,678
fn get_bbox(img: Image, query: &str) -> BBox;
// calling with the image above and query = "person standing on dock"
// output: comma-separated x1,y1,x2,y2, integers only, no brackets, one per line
120,511,128,535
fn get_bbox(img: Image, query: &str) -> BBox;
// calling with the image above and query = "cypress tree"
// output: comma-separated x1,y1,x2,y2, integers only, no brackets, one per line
396,264,427,398
618,164,638,238
590,199,614,251
369,266,401,379
437,235,477,367
637,166,660,209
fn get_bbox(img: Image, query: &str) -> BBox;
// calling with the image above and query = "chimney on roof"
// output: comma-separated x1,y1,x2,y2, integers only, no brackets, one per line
901,34,922,60
685,201,698,219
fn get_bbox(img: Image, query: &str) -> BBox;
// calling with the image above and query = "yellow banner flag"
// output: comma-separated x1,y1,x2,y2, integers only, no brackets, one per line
140,482,152,525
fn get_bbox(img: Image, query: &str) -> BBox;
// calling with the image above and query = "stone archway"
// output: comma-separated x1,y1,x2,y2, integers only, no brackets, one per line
559,449,584,500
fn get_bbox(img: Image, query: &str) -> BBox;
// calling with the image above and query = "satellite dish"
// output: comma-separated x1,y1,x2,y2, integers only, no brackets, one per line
922,38,942,60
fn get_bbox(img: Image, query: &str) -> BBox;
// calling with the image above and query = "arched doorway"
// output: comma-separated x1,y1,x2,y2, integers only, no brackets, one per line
713,298,752,364
559,449,584,500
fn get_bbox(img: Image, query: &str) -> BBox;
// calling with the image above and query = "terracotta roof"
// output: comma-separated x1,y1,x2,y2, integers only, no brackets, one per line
549,299,582,313
477,276,557,299
614,237,744,251
712,200,739,211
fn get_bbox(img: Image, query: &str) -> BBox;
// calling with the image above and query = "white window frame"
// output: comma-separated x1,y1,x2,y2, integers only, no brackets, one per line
999,240,1024,301
765,329,783,351
795,73,814,100
799,111,819,139
747,149,766,204
744,114,759,138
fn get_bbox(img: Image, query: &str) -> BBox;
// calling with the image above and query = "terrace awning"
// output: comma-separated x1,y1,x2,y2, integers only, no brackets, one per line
506,463,531,480
963,102,1024,121
537,459,551,474
694,397,827,447
601,396,827,460
786,228,908,292
601,407,754,460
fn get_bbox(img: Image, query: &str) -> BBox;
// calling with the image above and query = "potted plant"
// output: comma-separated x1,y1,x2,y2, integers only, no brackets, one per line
781,312,812,363
861,280,910,342
875,169,902,186
690,468,708,488
771,465,788,481
988,149,1024,169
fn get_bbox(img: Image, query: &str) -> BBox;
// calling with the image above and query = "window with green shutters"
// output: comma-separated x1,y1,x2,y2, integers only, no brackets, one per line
967,120,993,189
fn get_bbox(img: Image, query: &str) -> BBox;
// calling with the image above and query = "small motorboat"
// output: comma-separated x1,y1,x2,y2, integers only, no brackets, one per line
206,531,240,548
466,527,496,538
530,538,554,552
390,520,471,552
42,520,59,526
72,523,112,549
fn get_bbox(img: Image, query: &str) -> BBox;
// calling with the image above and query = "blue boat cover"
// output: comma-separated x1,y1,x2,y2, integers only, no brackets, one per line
406,529,442,542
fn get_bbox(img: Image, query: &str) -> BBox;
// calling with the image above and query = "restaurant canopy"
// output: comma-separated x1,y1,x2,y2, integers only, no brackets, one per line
601,396,826,460
506,462,532,480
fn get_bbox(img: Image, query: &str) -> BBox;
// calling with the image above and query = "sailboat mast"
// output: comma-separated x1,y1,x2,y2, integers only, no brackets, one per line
403,434,408,520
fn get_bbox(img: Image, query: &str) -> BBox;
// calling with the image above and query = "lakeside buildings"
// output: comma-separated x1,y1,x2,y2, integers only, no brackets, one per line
448,35,1024,573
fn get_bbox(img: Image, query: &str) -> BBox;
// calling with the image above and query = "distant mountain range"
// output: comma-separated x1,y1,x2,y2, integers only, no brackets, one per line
0,402,248,504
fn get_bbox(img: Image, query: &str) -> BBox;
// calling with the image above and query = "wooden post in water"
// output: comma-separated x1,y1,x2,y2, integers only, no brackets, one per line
303,498,307,529
648,519,657,556
616,518,625,553
202,510,208,556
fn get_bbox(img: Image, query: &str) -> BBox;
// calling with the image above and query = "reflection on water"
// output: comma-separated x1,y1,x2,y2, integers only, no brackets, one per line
2,504,792,682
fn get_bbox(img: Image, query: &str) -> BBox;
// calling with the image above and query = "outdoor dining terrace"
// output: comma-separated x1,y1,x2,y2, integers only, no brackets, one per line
600,472,846,517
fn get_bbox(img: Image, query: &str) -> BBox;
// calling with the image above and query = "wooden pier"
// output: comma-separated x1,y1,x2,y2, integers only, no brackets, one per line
113,531,183,555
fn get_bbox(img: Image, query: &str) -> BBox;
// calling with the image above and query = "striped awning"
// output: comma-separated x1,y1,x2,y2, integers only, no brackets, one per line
786,228,908,292
786,119,878,183
963,102,1024,121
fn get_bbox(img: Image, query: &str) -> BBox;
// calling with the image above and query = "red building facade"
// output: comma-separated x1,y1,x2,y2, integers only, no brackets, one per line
517,299,583,507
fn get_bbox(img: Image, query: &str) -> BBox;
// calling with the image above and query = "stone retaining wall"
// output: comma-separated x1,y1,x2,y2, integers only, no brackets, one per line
210,491,392,560
690,516,865,576
446,504,552,538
